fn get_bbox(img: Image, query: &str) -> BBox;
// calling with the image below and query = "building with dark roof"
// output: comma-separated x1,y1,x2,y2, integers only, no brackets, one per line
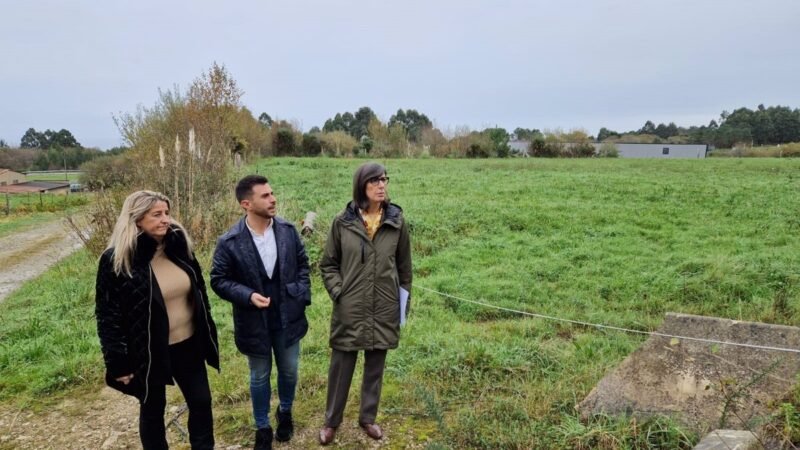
0,168,27,186
0,180,70,194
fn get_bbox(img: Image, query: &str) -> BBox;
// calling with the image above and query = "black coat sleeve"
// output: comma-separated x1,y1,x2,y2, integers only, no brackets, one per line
94,251,134,378
210,238,255,308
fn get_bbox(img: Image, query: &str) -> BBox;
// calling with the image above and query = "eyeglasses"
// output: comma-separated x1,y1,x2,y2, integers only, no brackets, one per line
367,176,390,185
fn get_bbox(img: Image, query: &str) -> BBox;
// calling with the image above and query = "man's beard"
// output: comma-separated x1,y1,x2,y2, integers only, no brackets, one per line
254,208,275,219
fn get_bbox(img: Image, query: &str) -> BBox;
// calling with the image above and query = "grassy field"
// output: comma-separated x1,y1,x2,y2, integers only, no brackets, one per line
0,211,66,236
0,193,89,235
2,158,799,448
25,172,83,182
2,191,88,211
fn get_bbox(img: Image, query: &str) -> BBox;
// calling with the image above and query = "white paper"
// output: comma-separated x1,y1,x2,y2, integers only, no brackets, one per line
399,287,410,326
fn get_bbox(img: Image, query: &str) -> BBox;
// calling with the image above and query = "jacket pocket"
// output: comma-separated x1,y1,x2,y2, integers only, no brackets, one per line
286,281,311,306
105,372,144,400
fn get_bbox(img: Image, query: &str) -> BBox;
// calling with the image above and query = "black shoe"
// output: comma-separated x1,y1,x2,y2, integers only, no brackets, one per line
254,426,273,450
275,406,294,442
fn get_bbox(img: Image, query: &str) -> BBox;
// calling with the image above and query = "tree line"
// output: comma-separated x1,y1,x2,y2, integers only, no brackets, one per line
256,103,800,159
0,127,116,172
259,107,516,158
598,104,800,148
3,101,799,171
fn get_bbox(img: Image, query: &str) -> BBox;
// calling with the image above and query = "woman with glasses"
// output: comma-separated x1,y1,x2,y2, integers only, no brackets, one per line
318,162,413,445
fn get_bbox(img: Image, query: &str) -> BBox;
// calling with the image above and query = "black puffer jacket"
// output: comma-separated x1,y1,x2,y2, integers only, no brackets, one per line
95,226,219,402
210,216,311,357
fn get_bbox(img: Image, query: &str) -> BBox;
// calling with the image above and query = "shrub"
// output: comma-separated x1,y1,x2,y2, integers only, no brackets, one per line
570,142,596,158
65,189,126,257
708,142,800,158
274,128,298,156
301,133,322,156
543,141,565,157
466,143,490,158
108,63,252,248
79,155,131,190
319,131,358,157
597,142,620,158
529,136,552,157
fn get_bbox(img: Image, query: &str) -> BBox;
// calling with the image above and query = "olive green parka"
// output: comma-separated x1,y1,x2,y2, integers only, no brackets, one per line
320,201,412,351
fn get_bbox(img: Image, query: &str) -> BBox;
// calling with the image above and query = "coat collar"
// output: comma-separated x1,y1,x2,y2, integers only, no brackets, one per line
341,201,403,229
133,224,191,267
229,215,289,237
229,215,290,288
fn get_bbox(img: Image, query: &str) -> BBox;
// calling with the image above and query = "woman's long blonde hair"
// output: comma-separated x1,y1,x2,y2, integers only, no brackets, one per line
106,190,192,276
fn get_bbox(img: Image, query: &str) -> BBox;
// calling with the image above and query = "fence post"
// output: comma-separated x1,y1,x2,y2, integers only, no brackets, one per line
4,193,8,216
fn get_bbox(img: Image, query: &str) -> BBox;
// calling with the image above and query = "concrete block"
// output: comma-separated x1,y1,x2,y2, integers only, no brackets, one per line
577,313,800,433
693,430,759,450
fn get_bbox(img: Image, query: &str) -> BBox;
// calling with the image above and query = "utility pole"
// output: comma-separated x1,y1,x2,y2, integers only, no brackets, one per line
63,146,68,181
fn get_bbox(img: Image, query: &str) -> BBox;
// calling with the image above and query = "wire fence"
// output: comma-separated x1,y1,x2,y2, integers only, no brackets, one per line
2,191,89,215
415,285,800,354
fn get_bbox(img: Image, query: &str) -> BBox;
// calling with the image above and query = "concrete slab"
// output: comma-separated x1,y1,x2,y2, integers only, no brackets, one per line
577,313,800,433
693,430,758,450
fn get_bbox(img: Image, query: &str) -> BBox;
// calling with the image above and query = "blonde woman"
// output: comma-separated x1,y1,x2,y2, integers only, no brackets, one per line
95,190,219,449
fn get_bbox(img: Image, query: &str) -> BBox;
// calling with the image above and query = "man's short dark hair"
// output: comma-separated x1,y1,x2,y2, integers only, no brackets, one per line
235,175,269,202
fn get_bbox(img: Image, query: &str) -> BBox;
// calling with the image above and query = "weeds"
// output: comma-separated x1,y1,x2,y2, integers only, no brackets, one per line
559,414,695,450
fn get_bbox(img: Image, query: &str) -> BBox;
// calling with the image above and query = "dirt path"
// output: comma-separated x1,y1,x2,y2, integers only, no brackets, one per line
0,388,142,449
0,386,421,449
0,218,83,304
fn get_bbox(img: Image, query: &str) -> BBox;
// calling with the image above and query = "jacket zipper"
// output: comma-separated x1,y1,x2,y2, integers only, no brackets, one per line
177,257,220,358
144,265,153,404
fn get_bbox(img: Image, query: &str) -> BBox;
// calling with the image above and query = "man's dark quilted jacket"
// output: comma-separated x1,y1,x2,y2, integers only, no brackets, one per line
210,216,311,357
95,225,219,401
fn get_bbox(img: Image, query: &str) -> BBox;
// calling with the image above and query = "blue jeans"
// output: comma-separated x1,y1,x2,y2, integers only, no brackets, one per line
246,330,300,429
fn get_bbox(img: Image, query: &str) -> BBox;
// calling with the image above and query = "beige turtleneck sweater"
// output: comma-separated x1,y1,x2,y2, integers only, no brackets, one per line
151,246,195,344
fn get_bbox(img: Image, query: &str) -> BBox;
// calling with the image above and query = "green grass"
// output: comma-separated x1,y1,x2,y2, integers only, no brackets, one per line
26,172,83,182
0,211,64,236
2,192,88,213
0,250,101,404
0,193,90,235
2,158,800,448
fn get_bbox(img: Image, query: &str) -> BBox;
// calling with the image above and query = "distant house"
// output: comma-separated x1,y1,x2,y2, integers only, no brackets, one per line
0,181,71,194
0,169,26,186
508,140,530,156
594,143,708,159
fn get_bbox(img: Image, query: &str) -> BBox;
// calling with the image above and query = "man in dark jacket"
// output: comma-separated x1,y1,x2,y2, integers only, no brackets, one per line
211,175,311,450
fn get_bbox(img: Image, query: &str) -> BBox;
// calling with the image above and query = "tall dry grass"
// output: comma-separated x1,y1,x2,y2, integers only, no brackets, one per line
710,142,800,158
79,64,264,251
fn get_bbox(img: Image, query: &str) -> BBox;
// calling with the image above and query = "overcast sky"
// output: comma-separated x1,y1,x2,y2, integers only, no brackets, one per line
2,0,799,149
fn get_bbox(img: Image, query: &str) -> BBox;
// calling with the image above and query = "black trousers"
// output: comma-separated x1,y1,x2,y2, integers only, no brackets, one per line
324,348,388,427
139,334,214,450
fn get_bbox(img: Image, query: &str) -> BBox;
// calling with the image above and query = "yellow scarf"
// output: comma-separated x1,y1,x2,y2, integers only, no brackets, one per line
360,208,383,240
